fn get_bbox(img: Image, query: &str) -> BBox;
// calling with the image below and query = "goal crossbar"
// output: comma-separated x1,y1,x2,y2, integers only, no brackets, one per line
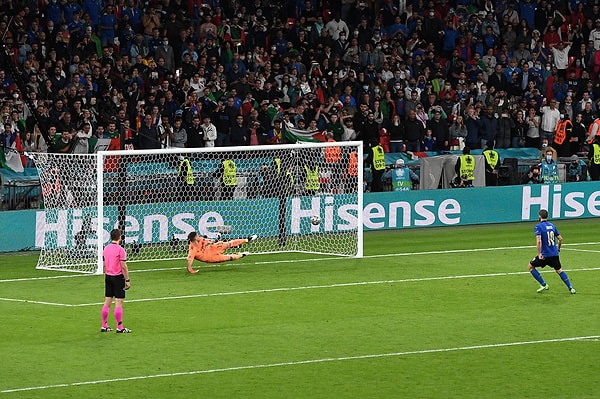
30,142,364,274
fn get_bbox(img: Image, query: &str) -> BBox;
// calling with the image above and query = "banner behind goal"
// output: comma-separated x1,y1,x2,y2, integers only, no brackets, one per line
30,142,363,274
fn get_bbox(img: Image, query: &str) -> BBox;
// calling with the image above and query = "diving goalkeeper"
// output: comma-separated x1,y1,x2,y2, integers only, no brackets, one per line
186,231,257,274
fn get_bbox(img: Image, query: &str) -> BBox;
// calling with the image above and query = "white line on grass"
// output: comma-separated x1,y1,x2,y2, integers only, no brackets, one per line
2,241,598,284
2,335,598,394
565,248,600,254
3,266,598,308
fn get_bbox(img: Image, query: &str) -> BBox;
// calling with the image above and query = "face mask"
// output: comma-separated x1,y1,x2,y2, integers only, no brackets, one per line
535,64,541,69
394,86,401,90
546,66,551,71
164,41,168,46
363,85,369,90
374,88,380,94
481,90,486,94
546,155,553,162
354,31,359,36
339,35,346,41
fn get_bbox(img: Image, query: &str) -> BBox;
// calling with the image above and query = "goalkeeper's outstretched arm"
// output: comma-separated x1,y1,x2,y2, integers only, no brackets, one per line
187,251,198,274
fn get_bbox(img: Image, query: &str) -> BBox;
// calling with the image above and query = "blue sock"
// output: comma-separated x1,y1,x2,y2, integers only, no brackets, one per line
559,271,573,290
530,269,546,286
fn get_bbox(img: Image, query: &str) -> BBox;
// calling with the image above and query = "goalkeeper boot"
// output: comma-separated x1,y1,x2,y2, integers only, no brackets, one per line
537,284,549,293
247,234,258,242
100,327,113,333
241,252,249,257
116,327,132,334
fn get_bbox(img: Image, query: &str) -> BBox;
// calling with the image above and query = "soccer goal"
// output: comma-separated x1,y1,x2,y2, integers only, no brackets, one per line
29,142,364,274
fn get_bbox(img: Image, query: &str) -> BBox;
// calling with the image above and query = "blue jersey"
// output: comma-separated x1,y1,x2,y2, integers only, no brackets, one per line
534,221,560,258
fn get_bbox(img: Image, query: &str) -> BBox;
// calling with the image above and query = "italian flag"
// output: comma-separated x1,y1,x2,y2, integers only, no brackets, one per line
284,125,327,143
0,136,25,173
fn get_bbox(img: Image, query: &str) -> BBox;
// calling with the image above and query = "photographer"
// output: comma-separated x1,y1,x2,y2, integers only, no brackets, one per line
521,165,542,184
567,154,589,182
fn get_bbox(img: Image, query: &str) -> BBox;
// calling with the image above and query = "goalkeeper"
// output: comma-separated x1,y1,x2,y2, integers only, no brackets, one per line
186,231,257,274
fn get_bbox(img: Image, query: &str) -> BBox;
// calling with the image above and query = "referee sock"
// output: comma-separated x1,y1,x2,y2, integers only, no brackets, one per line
101,306,110,328
530,269,546,286
114,307,123,330
558,271,573,290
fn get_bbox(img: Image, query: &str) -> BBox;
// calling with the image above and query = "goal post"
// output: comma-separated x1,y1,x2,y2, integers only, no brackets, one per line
29,142,364,274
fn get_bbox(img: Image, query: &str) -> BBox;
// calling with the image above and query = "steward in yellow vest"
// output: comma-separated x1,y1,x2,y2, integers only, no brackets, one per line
218,159,237,200
588,137,600,181
366,140,386,192
304,163,320,193
482,141,500,186
454,146,475,187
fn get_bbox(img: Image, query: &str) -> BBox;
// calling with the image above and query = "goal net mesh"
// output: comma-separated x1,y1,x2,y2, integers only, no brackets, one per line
29,143,363,274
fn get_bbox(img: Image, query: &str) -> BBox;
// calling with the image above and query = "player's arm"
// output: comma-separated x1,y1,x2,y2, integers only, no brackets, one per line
556,234,563,252
121,260,131,290
536,234,543,258
186,247,198,273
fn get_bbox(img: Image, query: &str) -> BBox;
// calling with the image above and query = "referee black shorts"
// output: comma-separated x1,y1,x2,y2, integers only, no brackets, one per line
530,255,562,271
105,274,126,299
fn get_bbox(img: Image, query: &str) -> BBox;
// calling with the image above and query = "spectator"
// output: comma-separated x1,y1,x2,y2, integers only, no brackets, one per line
230,115,250,146
567,154,589,182
137,114,160,149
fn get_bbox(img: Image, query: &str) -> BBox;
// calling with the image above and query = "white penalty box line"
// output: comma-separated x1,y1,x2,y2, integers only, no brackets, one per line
2,335,599,394
1,242,599,307
3,265,600,308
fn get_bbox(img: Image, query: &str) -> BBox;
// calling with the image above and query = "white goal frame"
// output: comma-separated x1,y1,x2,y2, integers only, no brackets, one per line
33,142,364,274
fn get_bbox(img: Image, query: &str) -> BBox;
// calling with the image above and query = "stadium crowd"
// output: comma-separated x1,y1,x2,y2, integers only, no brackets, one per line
0,0,599,181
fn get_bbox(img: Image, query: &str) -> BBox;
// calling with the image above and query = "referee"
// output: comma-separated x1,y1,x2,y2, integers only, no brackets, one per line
101,228,132,333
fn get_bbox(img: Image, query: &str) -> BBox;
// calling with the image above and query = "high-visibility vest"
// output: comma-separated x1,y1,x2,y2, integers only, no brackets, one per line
593,144,600,165
324,139,342,163
482,149,499,169
274,157,294,189
372,145,386,171
586,119,600,144
459,154,475,180
347,151,358,176
274,157,282,175
222,160,237,186
178,158,195,185
554,120,571,145
304,165,320,190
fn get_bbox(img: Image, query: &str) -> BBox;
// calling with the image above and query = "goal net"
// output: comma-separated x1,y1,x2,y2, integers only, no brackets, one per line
29,142,364,274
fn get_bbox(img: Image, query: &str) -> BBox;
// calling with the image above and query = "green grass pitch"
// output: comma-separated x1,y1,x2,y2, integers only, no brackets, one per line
1,219,599,398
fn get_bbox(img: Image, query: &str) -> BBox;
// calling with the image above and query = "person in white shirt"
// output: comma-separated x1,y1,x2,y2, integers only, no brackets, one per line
201,115,217,147
324,14,349,41
588,19,600,50
540,99,561,143
549,41,572,78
